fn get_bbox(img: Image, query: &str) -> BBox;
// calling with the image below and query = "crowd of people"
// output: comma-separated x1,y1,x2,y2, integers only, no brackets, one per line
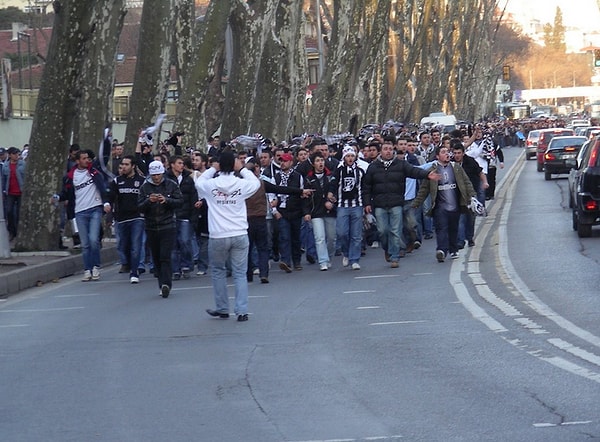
3,117,516,322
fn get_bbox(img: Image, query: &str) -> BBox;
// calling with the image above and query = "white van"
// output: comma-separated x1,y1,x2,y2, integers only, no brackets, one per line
420,114,458,133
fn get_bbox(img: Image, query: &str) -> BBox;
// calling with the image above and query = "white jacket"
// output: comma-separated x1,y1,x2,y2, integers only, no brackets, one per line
195,167,260,239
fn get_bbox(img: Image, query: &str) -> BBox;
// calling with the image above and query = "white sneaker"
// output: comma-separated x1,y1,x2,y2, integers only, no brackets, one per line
92,266,100,280
196,270,206,276
253,268,260,275
130,276,139,284
342,256,349,267
371,241,379,248
81,270,92,281
450,252,459,260
351,263,361,270
320,263,328,271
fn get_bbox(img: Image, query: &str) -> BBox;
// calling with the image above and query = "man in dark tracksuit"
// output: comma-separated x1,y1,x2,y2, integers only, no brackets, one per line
106,155,145,284
138,161,183,298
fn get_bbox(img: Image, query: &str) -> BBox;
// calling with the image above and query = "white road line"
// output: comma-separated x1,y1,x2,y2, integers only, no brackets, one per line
288,435,403,442
370,320,427,326
343,290,376,294
55,293,103,298
356,306,380,310
0,324,29,328
533,421,593,428
514,317,549,335
413,272,434,276
475,283,523,317
354,275,401,279
172,285,222,291
548,338,600,367
0,307,85,313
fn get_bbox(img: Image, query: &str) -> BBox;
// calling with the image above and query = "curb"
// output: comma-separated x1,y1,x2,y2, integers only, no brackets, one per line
0,245,120,298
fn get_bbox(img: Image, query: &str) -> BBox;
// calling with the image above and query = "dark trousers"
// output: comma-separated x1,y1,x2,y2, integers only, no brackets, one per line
433,207,460,255
247,216,270,279
277,216,302,267
6,194,21,239
146,228,176,289
486,166,497,199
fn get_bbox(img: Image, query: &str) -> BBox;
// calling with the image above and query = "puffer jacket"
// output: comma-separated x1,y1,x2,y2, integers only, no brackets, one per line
363,157,431,209
138,176,183,230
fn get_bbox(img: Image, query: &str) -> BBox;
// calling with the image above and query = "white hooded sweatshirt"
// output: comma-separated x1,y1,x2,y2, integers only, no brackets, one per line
195,167,260,239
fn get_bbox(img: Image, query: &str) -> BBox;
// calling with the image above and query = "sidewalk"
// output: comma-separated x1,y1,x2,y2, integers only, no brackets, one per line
0,240,119,298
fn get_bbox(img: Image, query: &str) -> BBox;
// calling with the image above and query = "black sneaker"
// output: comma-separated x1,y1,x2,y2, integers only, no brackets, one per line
206,309,229,319
237,314,249,322
436,250,445,263
161,284,170,298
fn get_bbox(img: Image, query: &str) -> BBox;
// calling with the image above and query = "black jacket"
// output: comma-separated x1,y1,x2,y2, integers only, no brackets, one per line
363,157,431,209
274,169,308,219
165,169,197,220
138,176,183,231
304,168,337,218
107,172,145,222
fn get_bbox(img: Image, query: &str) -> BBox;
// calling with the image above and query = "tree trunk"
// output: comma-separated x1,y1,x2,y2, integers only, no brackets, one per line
75,0,126,167
220,0,279,141
307,0,364,134
16,0,100,251
172,0,231,150
250,0,306,141
123,0,176,151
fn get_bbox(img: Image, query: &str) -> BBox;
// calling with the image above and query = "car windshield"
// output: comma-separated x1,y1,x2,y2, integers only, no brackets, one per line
549,138,585,150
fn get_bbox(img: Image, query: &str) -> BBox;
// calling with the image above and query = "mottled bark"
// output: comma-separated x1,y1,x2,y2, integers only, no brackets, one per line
75,0,126,160
123,0,176,151
251,0,306,140
17,0,98,251
173,0,231,150
307,0,364,134
220,0,279,141
345,0,390,128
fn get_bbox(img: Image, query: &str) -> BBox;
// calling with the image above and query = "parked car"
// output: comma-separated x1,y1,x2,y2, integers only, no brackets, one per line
571,138,600,237
543,136,586,180
525,130,540,160
568,139,595,208
536,128,574,172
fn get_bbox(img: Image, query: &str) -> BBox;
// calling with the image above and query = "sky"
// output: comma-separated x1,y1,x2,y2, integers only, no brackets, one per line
504,0,600,31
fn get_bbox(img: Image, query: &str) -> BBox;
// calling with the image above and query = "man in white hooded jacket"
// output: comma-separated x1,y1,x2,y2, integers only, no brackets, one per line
195,150,260,322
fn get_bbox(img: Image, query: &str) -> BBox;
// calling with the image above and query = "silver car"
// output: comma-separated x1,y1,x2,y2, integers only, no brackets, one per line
525,130,540,160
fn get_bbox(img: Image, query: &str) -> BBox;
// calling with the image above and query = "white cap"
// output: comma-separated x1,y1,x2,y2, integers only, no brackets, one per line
148,160,165,175
342,145,356,158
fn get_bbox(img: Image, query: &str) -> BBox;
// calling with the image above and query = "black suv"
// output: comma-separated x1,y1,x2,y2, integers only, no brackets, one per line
572,138,600,237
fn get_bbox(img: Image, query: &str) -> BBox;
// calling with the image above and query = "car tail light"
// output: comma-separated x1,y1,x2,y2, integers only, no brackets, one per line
585,200,598,211
564,146,577,152
545,152,556,161
589,145,599,167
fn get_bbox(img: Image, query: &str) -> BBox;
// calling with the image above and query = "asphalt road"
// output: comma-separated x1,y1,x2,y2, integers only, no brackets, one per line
2,146,600,442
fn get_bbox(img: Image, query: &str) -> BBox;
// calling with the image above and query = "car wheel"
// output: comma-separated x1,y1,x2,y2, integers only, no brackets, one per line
537,162,543,172
544,170,551,180
572,209,578,231
578,222,592,238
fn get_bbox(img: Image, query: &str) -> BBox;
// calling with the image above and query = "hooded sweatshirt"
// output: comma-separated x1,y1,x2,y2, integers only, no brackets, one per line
195,167,260,239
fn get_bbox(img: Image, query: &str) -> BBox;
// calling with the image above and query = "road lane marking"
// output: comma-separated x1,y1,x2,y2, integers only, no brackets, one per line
356,306,380,310
55,293,103,298
548,338,600,366
343,290,376,294
533,421,592,428
370,320,427,326
0,324,29,328
288,435,403,442
354,275,401,279
0,307,85,313
514,317,548,334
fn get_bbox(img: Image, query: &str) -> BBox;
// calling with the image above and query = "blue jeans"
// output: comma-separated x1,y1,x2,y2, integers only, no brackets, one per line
458,211,475,244
422,195,433,236
311,216,336,265
116,218,144,277
433,207,460,255
336,206,363,264
277,216,302,267
209,234,249,315
5,194,21,238
402,203,418,246
374,206,404,261
75,206,103,271
171,219,193,273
